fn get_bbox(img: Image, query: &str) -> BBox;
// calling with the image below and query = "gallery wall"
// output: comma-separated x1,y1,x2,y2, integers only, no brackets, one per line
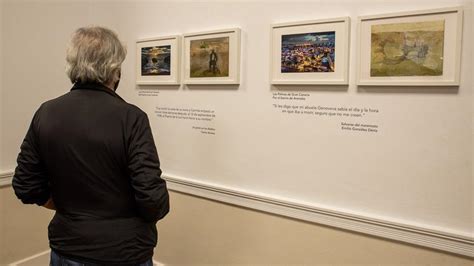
0,0,4,170
0,187,53,264
0,0,472,257
119,0,472,243
1,187,472,265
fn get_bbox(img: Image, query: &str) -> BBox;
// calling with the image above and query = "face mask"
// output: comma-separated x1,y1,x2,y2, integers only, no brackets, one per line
113,71,121,92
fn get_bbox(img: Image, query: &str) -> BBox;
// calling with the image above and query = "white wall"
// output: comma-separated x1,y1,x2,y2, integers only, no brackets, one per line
1,188,472,265
117,0,472,238
1,0,472,256
0,0,4,170
1,1,122,171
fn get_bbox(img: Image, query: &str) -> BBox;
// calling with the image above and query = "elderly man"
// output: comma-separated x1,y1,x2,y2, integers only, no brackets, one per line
13,26,169,266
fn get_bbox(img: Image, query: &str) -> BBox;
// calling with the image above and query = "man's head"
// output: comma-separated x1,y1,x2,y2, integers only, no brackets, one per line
66,26,126,87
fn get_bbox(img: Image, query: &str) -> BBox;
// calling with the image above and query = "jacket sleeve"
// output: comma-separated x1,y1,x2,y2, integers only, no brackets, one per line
127,111,169,223
13,108,50,206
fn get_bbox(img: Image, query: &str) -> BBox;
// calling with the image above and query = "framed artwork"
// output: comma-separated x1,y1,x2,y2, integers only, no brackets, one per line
136,35,180,85
183,28,241,85
271,17,350,85
357,7,463,86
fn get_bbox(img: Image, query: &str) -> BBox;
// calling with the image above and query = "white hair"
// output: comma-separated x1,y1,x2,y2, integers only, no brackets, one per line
66,26,127,84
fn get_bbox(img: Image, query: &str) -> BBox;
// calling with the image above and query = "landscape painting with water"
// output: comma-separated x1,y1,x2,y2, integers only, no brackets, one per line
370,20,445,77
141,45,171,76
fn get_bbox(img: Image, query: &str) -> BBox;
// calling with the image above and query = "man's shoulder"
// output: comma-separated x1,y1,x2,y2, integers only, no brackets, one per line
122,101,146,116
38,92,70,110
40,90,145,113
99,97,148,121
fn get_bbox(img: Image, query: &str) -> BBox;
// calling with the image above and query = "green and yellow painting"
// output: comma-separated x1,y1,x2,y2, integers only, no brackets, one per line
370,20,445,77
190,37,229,78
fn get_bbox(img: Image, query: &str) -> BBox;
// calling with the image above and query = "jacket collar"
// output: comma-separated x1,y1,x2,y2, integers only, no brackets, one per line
70,82,125,101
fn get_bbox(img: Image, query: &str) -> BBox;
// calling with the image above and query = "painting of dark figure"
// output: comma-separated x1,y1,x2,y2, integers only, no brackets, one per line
190,37,229,78
209,49,218,74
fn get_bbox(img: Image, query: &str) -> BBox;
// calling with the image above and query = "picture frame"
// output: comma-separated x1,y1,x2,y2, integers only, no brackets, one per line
136,35,181,85
357,7,463,86
271,17,350,85
183,28,241,85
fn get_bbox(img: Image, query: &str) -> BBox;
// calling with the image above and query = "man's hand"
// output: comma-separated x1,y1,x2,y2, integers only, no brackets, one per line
42,197,56,210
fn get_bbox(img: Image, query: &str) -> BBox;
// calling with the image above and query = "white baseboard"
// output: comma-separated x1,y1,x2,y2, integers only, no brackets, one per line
153,260,165,266
163,173,474,258
8,250,50,266
7,249,165,266
0,170,13,188
2,170,472,257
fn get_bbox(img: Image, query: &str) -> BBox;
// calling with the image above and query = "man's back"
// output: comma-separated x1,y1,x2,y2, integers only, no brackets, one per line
42,82,138,217
14,82,169,264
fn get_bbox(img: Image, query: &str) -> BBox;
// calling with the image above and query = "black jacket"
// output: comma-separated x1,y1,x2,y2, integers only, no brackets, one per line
13,82,169,265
